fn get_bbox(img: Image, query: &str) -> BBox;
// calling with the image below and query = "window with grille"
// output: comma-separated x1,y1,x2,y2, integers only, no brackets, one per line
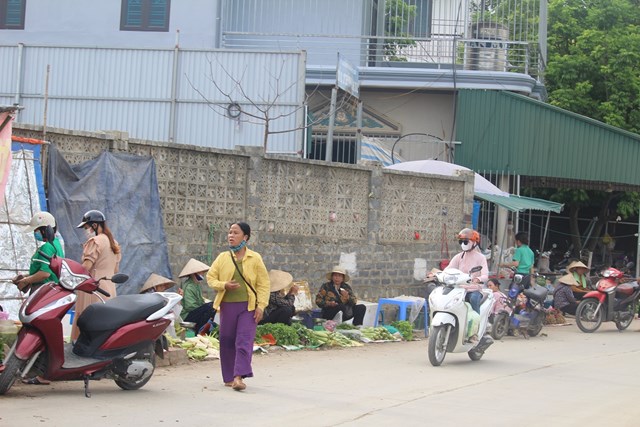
0,0,26,30
121,0,170,32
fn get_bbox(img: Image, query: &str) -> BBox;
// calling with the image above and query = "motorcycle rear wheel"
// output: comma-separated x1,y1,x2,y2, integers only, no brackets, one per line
527,321,543,337
468,348,483,361
0,354,28,395
614,303,635,331
527,312,544,337
576,298,602,333
114,347,156,391
490,312,509,340
428,325,449,367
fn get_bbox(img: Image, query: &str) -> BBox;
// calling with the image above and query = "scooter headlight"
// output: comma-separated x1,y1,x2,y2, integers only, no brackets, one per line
443,274,457,286
59,261,91,290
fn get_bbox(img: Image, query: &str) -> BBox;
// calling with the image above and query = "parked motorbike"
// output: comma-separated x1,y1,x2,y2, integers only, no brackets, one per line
0,253,181,397
490,271,548,340
427,266,495,366
575,267,640,333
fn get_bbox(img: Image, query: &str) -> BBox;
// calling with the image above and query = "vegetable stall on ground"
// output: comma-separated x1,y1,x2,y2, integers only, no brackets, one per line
167,321,418,361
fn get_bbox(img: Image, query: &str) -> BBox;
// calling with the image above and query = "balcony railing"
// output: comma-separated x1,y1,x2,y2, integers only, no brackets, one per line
220,0,543,79
222,32,541,78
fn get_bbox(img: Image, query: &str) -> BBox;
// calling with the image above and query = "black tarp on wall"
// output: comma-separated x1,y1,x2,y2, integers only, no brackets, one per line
47,145,172,294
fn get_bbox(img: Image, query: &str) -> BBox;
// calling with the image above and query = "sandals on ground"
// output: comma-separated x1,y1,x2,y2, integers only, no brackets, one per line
22,376,51,385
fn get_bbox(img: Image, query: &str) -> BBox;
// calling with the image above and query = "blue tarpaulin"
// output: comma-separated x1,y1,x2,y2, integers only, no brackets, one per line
47,145,172,294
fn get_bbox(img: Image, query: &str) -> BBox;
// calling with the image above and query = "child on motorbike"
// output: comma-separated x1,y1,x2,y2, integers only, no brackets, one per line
487,278,510,316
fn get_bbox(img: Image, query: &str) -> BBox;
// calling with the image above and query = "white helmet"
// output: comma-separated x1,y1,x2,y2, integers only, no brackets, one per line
24,211,56,232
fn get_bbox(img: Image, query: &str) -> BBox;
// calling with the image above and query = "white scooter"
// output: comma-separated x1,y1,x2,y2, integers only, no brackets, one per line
427,266,495,366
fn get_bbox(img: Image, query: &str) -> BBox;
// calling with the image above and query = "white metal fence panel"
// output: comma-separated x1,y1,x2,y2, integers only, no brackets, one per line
0,44,304,152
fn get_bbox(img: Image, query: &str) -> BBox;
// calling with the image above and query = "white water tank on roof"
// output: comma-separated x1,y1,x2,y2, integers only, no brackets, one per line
465,23,510,72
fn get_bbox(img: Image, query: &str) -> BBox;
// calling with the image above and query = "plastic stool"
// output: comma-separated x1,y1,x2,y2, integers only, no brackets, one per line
375,297,429,337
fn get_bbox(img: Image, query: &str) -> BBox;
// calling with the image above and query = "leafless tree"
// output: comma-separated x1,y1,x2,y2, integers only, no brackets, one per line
186,54,355,153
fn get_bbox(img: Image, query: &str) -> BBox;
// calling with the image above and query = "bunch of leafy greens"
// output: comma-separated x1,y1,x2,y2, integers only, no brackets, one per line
391,320,414,341
256,323,300,346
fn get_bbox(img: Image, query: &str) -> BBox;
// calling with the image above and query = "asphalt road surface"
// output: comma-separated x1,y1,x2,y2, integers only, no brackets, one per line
2,321,640,427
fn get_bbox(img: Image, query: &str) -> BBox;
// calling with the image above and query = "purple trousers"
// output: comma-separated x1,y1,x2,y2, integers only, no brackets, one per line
219,301,257,383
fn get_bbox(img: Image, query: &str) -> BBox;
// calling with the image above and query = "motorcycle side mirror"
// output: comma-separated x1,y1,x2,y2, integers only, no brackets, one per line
109,273,129,284
470,266,482,273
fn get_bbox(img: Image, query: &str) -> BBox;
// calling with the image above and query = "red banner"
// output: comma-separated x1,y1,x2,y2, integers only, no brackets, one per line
0,111,13,207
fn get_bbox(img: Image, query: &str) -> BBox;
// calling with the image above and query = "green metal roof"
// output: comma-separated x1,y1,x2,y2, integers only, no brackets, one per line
475,193,564,213
454,90,640,190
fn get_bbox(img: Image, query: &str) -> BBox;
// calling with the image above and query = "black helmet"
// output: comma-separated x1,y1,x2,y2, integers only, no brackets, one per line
76,210,106,228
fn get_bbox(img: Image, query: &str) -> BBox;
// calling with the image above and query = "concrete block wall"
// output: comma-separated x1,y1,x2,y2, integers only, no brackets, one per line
14,124,474,301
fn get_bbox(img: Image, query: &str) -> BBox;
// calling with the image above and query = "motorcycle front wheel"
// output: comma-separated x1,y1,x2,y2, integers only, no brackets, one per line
614,302,635,331
0,353,28,395
576,298,603,333
428,324,450,366
491,312,509,340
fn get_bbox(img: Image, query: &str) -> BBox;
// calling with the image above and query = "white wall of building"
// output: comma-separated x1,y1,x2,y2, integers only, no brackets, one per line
1,0,219,49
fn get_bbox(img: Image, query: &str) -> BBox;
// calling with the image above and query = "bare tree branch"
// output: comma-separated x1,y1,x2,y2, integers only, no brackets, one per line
187,53,358,152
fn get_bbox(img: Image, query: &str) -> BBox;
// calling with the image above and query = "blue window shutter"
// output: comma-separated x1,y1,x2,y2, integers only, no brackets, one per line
149,0,168,29
6,0,25,27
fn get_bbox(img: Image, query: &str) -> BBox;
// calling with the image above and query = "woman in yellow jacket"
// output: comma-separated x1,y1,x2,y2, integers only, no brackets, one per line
207,222,270,391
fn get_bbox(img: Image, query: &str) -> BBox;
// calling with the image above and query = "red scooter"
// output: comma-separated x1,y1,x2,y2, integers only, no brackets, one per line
575,267,640,333
0,254,181,397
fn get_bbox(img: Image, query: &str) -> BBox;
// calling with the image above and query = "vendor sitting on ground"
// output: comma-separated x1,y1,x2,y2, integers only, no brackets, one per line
567,260,590,299
140,273,181,338
179,258,217,334
140,273,177,294
315,265,366,326
260,270,298,326
553,273,579,316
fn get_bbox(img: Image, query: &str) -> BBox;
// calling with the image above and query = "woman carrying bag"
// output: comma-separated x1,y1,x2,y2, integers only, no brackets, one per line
206,222,270,392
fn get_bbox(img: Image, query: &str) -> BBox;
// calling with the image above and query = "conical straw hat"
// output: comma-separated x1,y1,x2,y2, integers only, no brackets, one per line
558,274,578,286
567,260,588,272
140,273,176,293
268,270,293,292
179,258,210,278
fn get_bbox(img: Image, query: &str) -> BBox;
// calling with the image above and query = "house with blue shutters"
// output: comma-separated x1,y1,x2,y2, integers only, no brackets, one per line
1,0,546,163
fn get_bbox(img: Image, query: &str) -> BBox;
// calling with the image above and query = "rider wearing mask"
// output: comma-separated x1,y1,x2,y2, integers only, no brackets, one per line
12,211,64,385
71,210,121,341
13,211,65,294
447,228,489,314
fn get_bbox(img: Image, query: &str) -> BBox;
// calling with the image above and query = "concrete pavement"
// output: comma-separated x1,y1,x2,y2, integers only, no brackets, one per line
2,321,640,426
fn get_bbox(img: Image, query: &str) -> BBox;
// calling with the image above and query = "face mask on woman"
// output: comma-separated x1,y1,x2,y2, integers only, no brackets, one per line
460,241,474,252
84,228,95,241
34,231,44,242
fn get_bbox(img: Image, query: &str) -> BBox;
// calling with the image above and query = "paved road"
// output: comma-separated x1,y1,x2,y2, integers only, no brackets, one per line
2,321,640,427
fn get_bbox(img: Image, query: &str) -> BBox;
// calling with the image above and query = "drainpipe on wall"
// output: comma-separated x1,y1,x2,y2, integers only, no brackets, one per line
168,30,180,143
13,43,24,120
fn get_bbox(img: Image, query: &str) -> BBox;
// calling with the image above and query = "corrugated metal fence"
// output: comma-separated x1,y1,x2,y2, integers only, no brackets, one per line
0,44,306,153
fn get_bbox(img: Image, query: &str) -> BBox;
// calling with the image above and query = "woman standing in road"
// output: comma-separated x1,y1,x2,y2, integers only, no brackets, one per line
206,222,270,391
71,210,121,341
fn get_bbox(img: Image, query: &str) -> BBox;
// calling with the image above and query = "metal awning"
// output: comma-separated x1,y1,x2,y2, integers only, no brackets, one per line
475,193,563,213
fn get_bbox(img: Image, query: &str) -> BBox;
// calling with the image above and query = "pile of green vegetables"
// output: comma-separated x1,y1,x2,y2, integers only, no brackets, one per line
0,331,18,361
164,322,415,361
390,321,414,341
255,323,298,345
